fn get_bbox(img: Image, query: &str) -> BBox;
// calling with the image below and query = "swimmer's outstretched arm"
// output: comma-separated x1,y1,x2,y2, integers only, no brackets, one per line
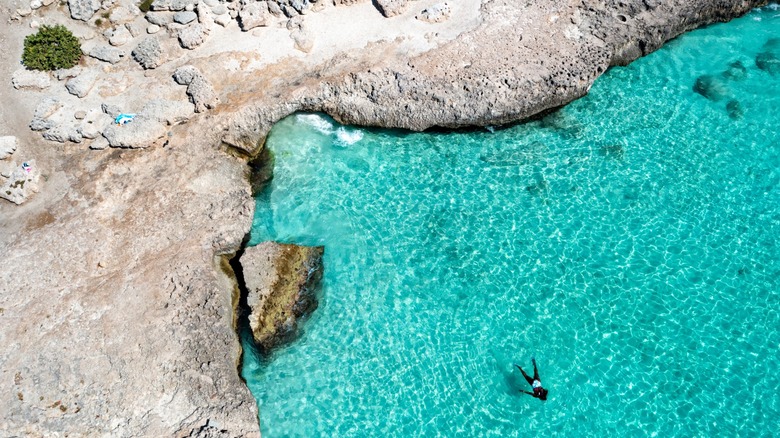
532,358,540,381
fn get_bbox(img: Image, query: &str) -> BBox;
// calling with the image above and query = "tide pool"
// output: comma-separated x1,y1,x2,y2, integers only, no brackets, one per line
243,7,780,436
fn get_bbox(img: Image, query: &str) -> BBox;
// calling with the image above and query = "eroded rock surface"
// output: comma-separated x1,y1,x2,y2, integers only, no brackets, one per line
240,242,324,352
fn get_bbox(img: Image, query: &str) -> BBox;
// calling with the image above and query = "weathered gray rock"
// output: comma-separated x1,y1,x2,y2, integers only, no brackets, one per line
177,23,209,49
102,116,168,148
238,2,269,31
416,2,450,23
78,109,113,139
125,22,143,38
375,0,407,17
74,110,87,120
88,45,126,64
0,136,18,160
188,75,219,112
0,160,40,205
172,65,199,85
88,135,109,149
151,0,187,11
33,97,62,120
67,0,100,21
65,70,100,98
138,99,194,125
173,10,197,24
42,123,82,143
132,37,163,69
145,11,172,25
12,69,51,90
101,102,122,118
214,13,232,27
108,6,132,23
240,242,324,352
107,25,133,46
211,4,227,15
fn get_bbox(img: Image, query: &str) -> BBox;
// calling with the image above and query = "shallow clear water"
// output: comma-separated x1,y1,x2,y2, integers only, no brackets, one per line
243,7,780,436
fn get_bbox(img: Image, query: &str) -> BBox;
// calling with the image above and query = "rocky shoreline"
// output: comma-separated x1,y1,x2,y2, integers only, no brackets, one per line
0,0,771,436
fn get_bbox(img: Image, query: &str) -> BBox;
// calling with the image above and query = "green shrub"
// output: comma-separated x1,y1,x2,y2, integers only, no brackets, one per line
139,0,154,13
22,25,81,71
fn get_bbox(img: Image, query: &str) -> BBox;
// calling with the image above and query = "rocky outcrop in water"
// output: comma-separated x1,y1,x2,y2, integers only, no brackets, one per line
239,242,324,352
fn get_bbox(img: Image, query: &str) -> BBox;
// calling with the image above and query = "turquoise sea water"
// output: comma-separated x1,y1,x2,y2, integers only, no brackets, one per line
242,7,780,436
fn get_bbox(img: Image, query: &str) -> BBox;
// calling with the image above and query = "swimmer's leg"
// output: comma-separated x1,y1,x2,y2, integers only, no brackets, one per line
515,364,535,386
532,358,540,381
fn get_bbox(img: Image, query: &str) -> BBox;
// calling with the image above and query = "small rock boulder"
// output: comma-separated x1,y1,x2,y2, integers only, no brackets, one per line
375,0,408,17
106,26,133,46
177,23,209,49
173,65,219,112
173,10,197,24
132,37,163,69
67,0,100,21
238,2,269,31
0,136,18,160
416,2,451,23
88,45,126,64
12,69,51,90
78,109,113,139
240,242,325,352
65,70,99,98
102,116,168,149
0,160,41,205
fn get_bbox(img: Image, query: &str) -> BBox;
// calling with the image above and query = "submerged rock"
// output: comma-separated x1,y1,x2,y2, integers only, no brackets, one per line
240,242,324,352
693,74,730,101
721,60,747,81
755,51,779,76
726,99,744,120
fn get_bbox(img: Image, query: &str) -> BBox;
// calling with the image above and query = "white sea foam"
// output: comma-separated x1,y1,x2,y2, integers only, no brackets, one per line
335,127,364,145
296,113,334,135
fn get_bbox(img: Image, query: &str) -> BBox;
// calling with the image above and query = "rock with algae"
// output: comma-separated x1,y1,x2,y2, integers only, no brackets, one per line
239,242,324,352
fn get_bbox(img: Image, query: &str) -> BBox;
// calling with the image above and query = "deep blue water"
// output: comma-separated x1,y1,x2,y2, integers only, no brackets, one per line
243,7,780,436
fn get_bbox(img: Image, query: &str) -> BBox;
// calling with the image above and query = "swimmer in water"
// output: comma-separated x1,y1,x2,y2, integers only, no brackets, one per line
515,358,548,401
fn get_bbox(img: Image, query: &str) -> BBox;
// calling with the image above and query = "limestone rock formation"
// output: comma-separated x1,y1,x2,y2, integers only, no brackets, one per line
178,23,209,49
174,10,197,24
88,45,126,64
239,2,269,31
240,242,325,352
11,69,51,90
132,36,163,69
65,70,99,98
77,109,113,139
0,136,18,160
67,0,100,21
0,160,40,205
173,65,219,112
375,0,408,17
138,99,194,125
416,2,450,23
106,25,133,46
102,116,168,148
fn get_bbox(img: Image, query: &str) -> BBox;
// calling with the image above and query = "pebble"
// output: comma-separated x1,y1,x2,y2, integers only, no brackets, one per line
75,110,87,120
17,7,32,17
30,20,40,29
185,3,194,12
173,11,197,24
147,24,161,34
30,0,43,10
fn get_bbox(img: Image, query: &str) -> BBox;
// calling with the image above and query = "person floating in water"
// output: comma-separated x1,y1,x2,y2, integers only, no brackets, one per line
515,358,548,401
